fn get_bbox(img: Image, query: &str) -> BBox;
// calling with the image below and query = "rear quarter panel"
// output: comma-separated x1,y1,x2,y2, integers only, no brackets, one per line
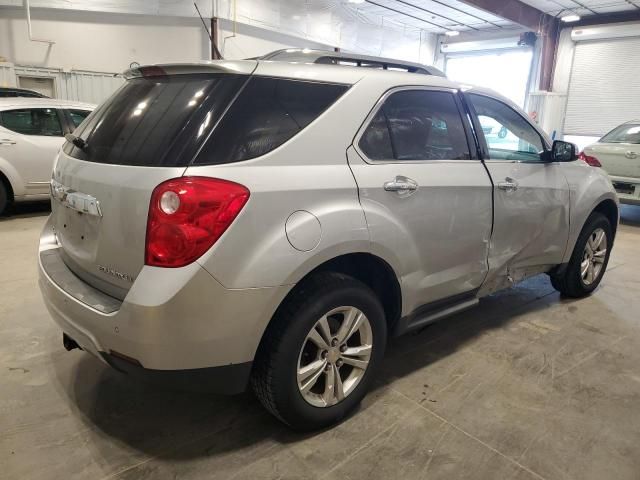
187,72,450,290
561,160,619,263
186,77,378,289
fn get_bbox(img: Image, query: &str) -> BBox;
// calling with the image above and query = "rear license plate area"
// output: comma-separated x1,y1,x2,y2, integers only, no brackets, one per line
613,182,635,195
52,199,100,252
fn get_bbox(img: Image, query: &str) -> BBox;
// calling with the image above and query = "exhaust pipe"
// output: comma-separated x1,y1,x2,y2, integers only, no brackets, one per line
63,333,81,351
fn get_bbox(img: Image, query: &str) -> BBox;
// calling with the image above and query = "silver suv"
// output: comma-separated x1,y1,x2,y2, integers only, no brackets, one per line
38,51,619,430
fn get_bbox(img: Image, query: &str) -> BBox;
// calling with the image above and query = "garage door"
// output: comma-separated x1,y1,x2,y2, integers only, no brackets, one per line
564,36,640,136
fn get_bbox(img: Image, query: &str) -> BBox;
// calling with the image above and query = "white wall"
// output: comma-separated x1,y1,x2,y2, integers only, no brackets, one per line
0,7,210,73
0,1,439,104
215,0,438,64
218,19,332,60
1,1,439,70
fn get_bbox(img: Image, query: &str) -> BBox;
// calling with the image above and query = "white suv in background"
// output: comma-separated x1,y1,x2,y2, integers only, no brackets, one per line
0,98,94,215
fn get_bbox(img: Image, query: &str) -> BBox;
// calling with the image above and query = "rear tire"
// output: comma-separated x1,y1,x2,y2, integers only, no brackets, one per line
551,212,612,298
251,271,387,431
0,182,10,216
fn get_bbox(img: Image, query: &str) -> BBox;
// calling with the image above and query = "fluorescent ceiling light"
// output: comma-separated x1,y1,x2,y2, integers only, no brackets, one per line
445,31,460,37
561,14,581,22
348,0,365,3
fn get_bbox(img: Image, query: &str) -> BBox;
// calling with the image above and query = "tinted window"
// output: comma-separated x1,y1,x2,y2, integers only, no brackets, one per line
68,109,91,127
0,108,63,136
600,124,640,144
359,110,393,160
469,94,544,162
64,74,246,166
359,90,470,161
0,90,42,98
194,77,348,165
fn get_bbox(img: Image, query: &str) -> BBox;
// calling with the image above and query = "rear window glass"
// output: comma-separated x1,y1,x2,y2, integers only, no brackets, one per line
63,74,246,166
193,77,349,165
601,124,640,144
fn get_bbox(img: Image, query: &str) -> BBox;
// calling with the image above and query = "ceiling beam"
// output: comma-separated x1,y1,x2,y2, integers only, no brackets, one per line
393,0,481,30
456,0,550,31
365,0,453,31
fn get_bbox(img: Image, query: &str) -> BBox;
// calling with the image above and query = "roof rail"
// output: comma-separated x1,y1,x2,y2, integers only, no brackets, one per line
257,49,446,77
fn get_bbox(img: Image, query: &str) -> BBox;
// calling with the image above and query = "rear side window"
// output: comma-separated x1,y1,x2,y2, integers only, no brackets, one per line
68,109,91,127
193,77,349,165
359,90,470,161
64,74,246,166
0,108,63,136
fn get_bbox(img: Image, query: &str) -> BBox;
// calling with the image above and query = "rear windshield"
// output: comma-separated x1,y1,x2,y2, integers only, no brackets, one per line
64,74,246,166
600,124,640,144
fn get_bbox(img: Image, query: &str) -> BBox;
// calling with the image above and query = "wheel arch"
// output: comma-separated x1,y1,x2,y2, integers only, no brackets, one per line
0,157,23,199
260,252,402,346
592,198,619,239
0,170,13,199
0,169,15,211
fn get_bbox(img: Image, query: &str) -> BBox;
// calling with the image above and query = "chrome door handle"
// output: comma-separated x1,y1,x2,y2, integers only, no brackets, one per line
625,151,638,159
0,139,16,145
497,178,519,192
384,176,418,195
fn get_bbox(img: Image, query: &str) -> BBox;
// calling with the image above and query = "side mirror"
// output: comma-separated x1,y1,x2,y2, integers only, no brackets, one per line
551,140,578,162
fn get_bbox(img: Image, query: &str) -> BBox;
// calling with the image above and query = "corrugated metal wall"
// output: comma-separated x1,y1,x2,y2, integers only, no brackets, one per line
1,63,123,104
58,71,124,104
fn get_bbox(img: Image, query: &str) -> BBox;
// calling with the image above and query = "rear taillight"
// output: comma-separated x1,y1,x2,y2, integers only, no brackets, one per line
145,177,250,268
578,151,602,167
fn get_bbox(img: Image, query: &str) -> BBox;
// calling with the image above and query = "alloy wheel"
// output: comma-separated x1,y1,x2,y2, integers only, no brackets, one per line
581,227,607,286
296,306,373,408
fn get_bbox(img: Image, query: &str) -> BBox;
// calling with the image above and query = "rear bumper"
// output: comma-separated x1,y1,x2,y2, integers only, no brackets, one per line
101,352,253,394
38,216,291,392
609,175,640,206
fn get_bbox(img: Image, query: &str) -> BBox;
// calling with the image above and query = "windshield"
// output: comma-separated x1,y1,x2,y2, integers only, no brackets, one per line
600,124,640,144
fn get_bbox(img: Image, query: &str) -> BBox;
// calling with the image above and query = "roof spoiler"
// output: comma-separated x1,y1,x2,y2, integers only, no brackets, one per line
122,61,257,80
257,49,446,77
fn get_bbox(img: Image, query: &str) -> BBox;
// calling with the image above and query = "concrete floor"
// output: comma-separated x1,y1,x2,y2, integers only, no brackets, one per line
2,202,640,480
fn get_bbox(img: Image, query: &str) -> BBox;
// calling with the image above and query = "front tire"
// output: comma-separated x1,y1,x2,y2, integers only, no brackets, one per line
551,212,612,297
251,272,387,431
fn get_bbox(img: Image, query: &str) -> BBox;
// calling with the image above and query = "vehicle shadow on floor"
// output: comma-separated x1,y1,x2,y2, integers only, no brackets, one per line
55,275,569,464
0,200,51,221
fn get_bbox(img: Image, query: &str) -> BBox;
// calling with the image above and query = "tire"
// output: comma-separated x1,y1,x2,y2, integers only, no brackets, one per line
0,182,10,216
551,212,612,298
251,271,387,431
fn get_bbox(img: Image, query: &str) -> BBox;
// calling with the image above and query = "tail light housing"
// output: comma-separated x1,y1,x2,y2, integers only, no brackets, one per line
578,151,602,167
146,177,250,268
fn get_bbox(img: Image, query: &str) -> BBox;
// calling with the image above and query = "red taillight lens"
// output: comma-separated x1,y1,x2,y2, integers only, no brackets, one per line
578,151,602,167
145,177,250,268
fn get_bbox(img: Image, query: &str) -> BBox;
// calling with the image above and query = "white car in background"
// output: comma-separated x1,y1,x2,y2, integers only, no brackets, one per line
581,121,640,206
0,98,95,215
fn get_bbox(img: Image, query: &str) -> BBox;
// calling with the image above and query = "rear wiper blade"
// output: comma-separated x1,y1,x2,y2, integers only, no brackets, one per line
65,133,87,150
